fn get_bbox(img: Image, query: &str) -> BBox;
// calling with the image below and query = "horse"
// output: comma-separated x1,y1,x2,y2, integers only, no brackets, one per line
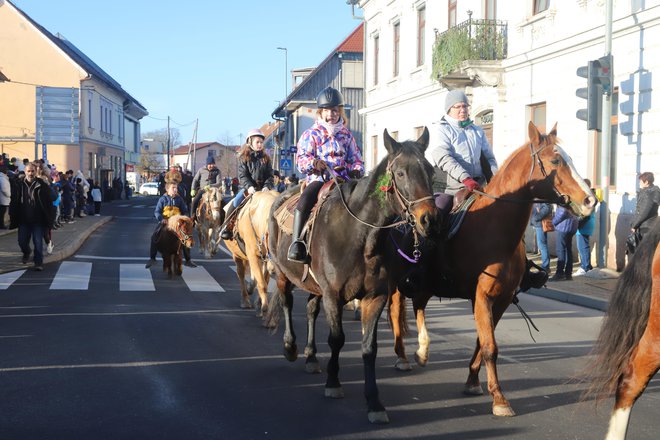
223,190,279,317
155,214,195,278
389,121,597,417
195,186,225,258
265,128,439,424
583,217,660,440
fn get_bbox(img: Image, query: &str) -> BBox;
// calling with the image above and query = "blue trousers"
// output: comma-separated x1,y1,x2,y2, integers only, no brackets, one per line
18,223,45,265
555,231,575,276
577,234,593,271
534,226,550,271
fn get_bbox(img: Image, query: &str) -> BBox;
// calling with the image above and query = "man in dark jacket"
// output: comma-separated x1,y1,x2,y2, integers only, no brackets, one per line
190,156,221,221
632,171,660,237
9,162,55,271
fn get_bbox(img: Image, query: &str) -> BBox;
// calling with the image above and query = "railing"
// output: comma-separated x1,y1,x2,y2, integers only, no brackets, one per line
432,18,508,79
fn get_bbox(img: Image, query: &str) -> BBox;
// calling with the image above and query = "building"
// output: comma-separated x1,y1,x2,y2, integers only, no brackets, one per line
0,0,147,186
357,0,660,270
171,142,238,179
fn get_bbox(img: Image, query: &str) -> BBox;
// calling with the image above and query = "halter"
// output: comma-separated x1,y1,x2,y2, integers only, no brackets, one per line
176,222,193,247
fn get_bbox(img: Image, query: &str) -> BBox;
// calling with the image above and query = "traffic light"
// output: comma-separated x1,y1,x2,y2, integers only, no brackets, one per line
576,55,613,132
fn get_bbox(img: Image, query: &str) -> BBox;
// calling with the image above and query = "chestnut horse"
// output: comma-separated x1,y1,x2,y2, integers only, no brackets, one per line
390,121,596,416
195,186,225,258
265,129,439,423
155,214,195,278
583,217,660,440
223,190,279,318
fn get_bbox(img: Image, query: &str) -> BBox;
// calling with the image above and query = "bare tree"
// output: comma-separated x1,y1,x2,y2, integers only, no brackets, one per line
136,147,163,181
142,127,182,148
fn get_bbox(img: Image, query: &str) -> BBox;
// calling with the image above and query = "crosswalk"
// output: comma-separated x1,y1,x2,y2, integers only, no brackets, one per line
0,260,229,292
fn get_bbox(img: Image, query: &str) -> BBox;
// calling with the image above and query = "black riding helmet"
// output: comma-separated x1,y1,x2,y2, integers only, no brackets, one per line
316,87,344,108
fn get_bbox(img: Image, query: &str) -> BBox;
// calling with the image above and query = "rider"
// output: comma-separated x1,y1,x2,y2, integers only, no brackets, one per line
191,156,221,223
219,129,274,240
287,87,364,263
145,181,197,268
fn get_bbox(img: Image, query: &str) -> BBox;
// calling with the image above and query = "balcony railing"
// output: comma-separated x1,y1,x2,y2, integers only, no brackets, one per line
432,18,508,79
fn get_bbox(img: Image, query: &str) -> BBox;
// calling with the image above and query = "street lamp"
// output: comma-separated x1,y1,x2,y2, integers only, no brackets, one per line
276,47,288,170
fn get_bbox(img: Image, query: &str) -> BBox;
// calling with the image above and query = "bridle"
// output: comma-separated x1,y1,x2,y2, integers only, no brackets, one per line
175,222,193,247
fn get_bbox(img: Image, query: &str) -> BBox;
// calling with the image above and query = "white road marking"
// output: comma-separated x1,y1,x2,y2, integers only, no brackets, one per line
50,261,92,290
181,267,225,292
0,270,26,290
120,264,155,291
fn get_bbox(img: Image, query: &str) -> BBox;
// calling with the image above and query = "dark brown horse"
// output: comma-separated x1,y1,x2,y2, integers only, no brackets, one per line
266,129,439,423
390,121,597,416
583,217,660,440
156,214,195,278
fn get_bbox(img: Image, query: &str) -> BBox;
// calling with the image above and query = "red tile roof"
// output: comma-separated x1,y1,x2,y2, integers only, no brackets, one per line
336,22,363,53
172,142,222,155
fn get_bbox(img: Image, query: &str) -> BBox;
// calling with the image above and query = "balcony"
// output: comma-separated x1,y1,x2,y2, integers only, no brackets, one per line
432,17,508,88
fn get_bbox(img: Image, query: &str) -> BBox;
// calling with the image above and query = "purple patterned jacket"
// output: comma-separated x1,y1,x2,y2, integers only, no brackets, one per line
296,120,364,183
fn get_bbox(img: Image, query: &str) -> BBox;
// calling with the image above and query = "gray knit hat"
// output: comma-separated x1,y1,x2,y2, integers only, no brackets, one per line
444,90,469,114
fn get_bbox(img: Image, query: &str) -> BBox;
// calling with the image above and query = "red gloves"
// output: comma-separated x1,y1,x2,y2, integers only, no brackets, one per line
313,159,327,172
462,177,481,192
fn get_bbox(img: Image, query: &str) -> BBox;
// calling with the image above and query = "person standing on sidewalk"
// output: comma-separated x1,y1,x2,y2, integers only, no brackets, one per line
550,205,578,281
0,165,11,229
575,179,596,276
9,162,55,271
90,182,102,216
530,202,552,274
631,171,660,238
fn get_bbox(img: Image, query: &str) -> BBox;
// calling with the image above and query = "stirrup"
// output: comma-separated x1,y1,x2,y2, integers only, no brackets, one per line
287,240,308,263
220,226,232,240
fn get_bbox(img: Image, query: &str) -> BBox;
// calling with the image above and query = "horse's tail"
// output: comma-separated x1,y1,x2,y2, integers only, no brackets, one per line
582,219,660,403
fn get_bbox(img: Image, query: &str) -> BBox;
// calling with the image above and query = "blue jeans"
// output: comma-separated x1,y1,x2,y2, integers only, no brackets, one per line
232,190,246,208
576,234,592,271
555,231,575,276
534,226,550,271
18,223,45,265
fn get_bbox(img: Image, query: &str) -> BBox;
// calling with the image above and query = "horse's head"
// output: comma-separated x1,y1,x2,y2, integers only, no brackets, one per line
380,128,438,237
203,187,224,222
175,216,195,248
526,121,597,217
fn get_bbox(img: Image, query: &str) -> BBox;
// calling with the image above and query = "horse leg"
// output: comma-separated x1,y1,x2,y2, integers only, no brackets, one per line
235,257,252,309
279,276,297,362
207,227,214,257
413,292,433,367
175,251,183,276
389,289,412,371
247,253,269,318
304,294,322,374
322,294,345,399
359,294,390,424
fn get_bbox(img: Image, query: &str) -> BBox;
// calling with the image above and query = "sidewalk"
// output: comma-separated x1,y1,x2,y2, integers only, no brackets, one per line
0,216,619,311
0,215,112,275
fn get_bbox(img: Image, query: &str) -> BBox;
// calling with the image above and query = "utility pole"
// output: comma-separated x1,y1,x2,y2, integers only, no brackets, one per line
167,116,171,170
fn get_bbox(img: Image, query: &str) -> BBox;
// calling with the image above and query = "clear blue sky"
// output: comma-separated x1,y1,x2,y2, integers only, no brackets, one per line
12,0,362,145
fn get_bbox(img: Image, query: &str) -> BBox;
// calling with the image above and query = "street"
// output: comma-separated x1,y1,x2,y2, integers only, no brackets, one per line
0,197,657,439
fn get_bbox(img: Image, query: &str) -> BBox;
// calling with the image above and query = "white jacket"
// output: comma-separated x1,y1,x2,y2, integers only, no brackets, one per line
0,172,10,206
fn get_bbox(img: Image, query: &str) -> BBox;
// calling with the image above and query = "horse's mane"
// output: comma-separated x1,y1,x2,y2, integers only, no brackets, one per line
166,214,190,229
582,217,660,402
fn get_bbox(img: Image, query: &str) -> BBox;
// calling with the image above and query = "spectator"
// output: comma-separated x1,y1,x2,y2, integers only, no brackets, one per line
631,171,660,238
530,203,553,275
0,164,10,229
273,170,286,193
90,182,102,216
61,172,75,223
74,177,86,218
575,179,596,276
549,205,578,281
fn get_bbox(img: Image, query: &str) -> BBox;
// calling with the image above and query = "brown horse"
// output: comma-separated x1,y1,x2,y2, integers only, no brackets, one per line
195,186,225,258
266,129,439,424
223,190,279,318
390,121,596,416
583,217,660,440
156,214,195,278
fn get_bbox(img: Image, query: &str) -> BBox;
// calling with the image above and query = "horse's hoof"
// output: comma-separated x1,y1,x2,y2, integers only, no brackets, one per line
414,351,429,367
367,411,390,424
463,384,484,395
240,300,253,309
324,387,344,399
284,345,298,362
394,357,412,372
493,405,515,417
305,361,321,374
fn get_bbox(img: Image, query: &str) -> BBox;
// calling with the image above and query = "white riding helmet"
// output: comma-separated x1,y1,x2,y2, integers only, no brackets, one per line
245,129,265,145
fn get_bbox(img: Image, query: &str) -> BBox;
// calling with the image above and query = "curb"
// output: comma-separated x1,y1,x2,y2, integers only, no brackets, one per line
43,216,114,265
525,287,608,312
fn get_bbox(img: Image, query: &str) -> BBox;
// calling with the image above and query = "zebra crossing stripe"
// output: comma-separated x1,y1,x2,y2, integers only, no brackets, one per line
181,267,225,292
120,264,155,291
51,261,92,290
0,270,26,290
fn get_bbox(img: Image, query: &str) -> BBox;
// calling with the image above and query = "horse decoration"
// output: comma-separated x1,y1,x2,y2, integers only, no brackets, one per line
195,186,224,258
389,121,597,417
223,190,279,318
155,214,195,278
265,128,439,423
583,217,660,440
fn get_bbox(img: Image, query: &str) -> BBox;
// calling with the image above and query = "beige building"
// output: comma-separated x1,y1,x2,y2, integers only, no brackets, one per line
0,0,147,186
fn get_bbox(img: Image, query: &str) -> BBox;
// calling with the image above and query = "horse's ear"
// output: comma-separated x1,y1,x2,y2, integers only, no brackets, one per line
416,127,430,151
383,129,400,155
548,122,558,137
528,121,541,145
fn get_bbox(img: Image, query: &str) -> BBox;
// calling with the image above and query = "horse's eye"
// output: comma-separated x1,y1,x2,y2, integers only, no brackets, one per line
396,171,404,178
550,159,560,166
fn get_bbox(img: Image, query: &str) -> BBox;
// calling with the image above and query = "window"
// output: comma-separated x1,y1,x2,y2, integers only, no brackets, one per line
449,0,457,28
527,102,546,134
371,135,379,170
534,0,549,14
373,34,380,86
393,22,400,77
416,6,426,67
88,97,92,128
414,126,425,139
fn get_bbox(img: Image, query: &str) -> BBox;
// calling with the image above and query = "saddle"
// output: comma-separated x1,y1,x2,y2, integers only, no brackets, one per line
273,180,336,244
434,188,477,241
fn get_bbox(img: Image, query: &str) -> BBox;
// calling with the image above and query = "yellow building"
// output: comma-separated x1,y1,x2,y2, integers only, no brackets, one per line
0,0,147,186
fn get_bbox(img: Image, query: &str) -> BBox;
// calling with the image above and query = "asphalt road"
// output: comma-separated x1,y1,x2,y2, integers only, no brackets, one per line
0,196,657,439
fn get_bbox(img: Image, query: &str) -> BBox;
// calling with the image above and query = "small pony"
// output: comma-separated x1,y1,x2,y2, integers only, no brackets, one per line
583,217,660,440
156,214,195,278
195,186,225,258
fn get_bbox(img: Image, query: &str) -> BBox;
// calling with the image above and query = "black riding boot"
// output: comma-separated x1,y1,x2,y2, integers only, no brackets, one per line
519,258,549,292
287,209,309,263
220,203,237,240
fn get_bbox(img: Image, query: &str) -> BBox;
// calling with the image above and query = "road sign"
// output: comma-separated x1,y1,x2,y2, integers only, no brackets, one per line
279,158,292,170
35,86,80,144
289,146,297,154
